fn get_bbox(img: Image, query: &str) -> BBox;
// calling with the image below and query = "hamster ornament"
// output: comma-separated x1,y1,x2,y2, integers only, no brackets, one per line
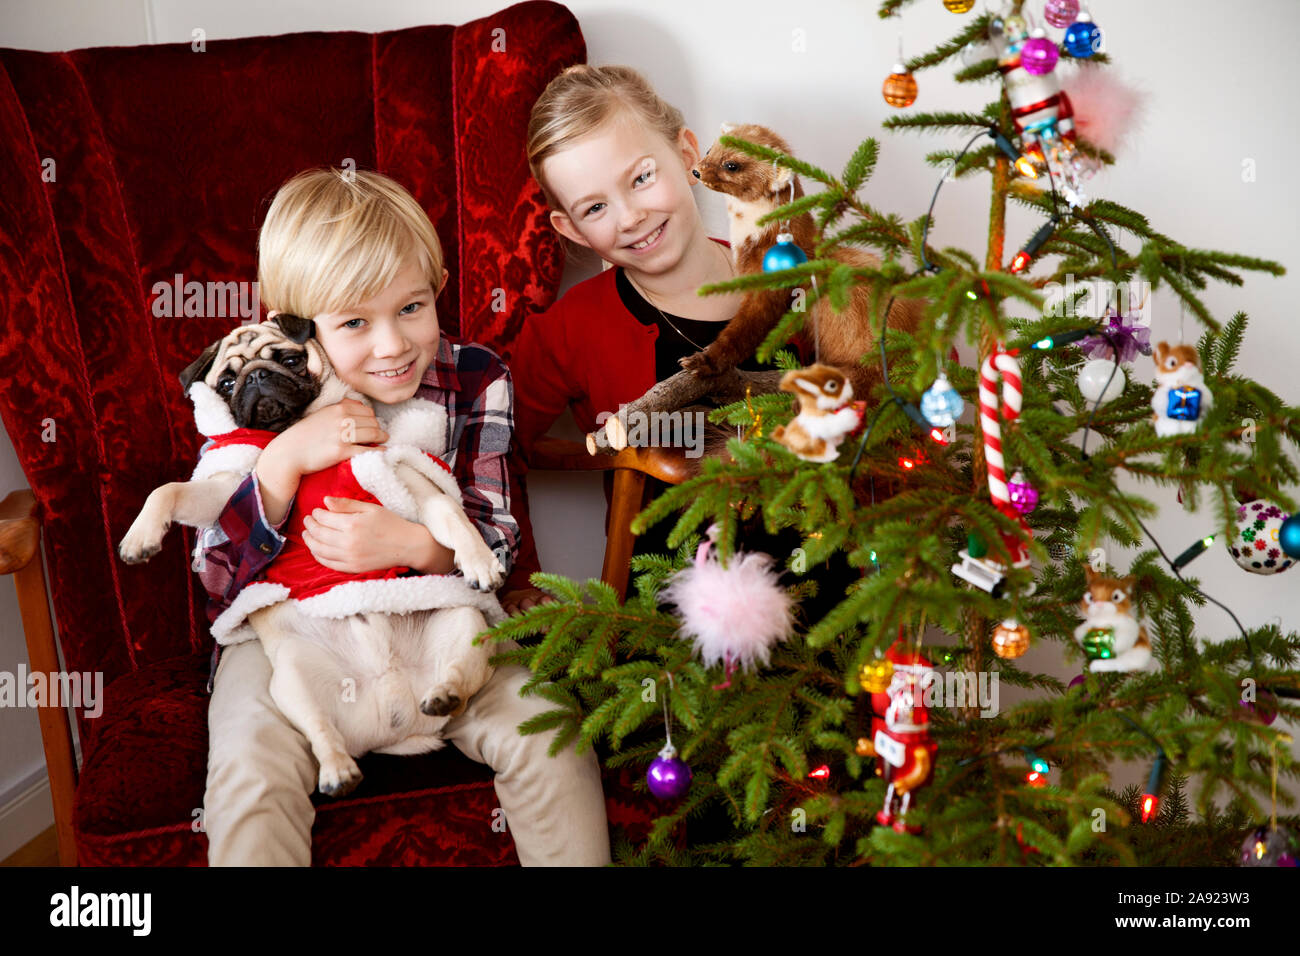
1073,567,1154,673
1151,341,1213,437
770,364,862,462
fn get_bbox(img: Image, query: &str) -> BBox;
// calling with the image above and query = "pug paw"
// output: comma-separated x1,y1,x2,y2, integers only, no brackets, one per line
420,685,462,718
458,550,506,593
318,752,362,798
118,525,165,564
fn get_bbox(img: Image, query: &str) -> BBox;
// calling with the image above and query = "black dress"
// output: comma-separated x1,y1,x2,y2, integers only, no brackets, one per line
612,268,859,625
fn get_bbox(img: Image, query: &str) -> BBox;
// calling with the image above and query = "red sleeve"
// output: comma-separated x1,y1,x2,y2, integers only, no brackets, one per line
500,298,583,592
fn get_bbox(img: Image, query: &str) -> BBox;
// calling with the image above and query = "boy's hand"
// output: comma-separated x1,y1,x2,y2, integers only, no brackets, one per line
267,400,389,478
500,587,555,616
303,495,422,574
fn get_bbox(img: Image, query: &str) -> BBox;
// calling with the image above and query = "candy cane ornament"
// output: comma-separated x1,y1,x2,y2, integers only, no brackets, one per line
979,348,1032,566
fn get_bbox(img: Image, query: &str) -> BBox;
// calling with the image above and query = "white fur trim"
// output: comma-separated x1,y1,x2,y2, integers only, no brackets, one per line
213,574,504,645
350,450,419,522
189,381,239,437
374,397,449,452
294,575,505,625
191,442,262,481
211,582,292,645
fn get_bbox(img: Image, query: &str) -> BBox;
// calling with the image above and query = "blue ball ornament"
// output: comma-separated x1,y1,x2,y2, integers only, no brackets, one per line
1280,513,1300,560
1063,12,1101,58
647,745,693,800
920,372,964,427
763,232,807,272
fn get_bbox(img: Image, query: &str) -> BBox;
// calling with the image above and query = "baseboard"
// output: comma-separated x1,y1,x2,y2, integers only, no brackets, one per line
0,768,56,862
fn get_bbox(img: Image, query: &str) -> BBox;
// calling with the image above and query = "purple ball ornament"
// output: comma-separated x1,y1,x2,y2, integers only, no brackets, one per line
647,744,693,800
1240,690,1279,726
1241,826,1298,867
1043,0,1080,29
1008,470,1040,515
1020,29,1060,75
1068,673,1089,699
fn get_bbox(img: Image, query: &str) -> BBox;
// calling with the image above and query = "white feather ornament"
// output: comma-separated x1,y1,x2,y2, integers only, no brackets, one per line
660,526,796,684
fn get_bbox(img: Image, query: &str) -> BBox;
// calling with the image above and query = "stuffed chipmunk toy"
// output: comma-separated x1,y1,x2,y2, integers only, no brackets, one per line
770,364,862,462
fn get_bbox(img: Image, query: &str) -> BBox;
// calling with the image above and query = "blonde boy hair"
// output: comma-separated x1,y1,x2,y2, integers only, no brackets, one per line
526,64,686,210
258,167,446,319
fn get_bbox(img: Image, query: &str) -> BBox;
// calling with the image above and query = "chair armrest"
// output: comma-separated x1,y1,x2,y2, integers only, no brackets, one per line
0,487,78,865
0,488,39,574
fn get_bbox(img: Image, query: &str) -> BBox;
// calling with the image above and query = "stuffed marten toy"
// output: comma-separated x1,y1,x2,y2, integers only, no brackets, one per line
687,123,925,397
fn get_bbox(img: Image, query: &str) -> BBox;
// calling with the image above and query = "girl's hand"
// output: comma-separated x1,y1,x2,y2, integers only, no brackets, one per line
500,587,555,616
303,495,424,574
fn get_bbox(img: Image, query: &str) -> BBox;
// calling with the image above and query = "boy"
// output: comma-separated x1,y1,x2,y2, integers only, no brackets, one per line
197,167,609,866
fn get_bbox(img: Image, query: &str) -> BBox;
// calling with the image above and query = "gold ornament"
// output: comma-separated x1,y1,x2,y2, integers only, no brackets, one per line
943,0,976,12
992,619,1031,659
859,656,895,693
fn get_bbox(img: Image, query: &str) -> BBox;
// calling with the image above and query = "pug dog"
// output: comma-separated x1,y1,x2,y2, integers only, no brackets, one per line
120,315,506,797
118,315,342,557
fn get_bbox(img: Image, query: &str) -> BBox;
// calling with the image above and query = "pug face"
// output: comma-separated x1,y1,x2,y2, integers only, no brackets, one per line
179,315,334,432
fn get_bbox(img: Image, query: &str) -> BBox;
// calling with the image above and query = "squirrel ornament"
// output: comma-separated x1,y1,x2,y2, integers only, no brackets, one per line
687,124,924,398
1073,567,1154,673
770,364,861,462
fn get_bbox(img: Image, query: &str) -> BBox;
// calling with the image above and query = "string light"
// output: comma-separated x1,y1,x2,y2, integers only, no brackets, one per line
1008,216,1061,274
1023,748,1050,787
1141,751,1168,823
987,126,1040,179
1172,534,1216,571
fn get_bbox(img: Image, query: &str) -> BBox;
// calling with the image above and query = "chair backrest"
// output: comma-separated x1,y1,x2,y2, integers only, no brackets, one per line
0,1,583,726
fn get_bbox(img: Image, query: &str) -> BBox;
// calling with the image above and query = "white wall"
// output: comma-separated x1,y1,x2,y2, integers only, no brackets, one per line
2,0,1296,853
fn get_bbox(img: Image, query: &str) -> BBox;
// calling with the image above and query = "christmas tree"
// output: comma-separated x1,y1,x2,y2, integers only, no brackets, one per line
491,0,1300,866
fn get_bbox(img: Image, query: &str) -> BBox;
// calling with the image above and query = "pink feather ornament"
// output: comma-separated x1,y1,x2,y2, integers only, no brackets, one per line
660,527,795,684
1059,65,1144,156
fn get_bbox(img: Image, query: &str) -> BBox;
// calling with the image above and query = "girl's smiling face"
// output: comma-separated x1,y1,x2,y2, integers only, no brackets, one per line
541,114,703,279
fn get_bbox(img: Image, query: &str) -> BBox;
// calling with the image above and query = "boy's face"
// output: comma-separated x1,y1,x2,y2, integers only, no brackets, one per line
312,255,448,404
543,116,702,281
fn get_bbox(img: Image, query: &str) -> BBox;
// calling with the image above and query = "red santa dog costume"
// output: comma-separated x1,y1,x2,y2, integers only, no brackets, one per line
186,380,506,647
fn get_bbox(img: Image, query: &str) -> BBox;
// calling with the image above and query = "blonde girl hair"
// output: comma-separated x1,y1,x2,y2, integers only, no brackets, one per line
258,167,446,319
526,64,686,210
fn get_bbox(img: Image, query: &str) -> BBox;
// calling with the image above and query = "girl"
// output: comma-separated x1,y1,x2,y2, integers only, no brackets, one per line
502,64,766,609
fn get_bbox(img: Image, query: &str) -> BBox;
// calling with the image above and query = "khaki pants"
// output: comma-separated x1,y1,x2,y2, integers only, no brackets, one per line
204,638,611,866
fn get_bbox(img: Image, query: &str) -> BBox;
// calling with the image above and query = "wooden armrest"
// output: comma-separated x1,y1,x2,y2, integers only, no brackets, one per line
0,486,78,865
0,488,39,574
528,436,698,485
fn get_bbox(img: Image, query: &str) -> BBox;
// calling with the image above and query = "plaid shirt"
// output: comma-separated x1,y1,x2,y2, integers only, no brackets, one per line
195,335,519,692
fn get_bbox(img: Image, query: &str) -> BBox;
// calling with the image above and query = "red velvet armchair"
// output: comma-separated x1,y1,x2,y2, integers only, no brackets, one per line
0,1,655,866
